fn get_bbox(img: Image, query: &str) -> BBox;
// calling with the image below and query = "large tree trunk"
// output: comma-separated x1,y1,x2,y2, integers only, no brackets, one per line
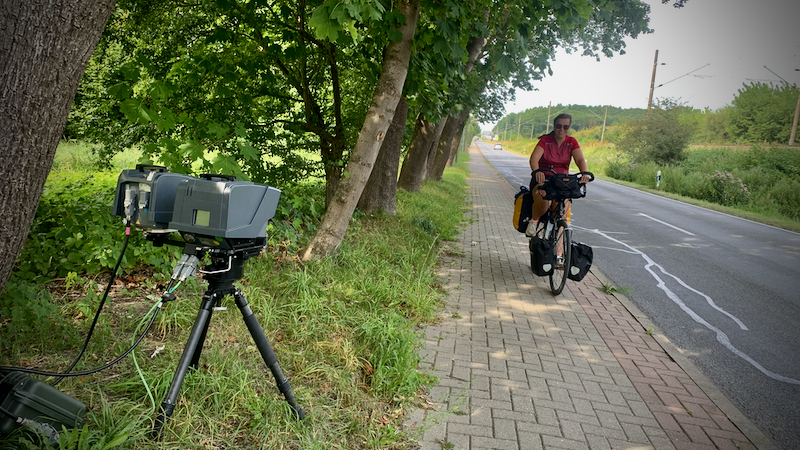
0,0,116,295
299,0,420,261
397,114,436,192
446,108,471,166
428,114,460,181
423,119,446,181
357,97,409,215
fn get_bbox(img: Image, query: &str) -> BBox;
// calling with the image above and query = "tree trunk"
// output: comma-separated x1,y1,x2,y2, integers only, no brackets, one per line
446,108,471,166
429,114,460,181
397,114,434,192
299,0,420,261
0,0,116,295
423,119,446,181
357,97,409,215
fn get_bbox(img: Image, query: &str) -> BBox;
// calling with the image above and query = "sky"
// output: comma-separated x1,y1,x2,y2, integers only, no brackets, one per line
488,0,800,129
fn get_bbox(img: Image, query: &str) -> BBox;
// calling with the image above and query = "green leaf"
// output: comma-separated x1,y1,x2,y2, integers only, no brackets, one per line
107,83,132,100
179,140,204,160
207,122,229,138
212,154,245,178
388,29,403,43
149,81,174,100
120,99,151,124
237,139,259,161
119,62,140,82
309,5,341,41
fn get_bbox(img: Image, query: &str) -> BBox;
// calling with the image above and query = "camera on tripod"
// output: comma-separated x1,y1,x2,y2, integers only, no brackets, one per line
110,165,304,435
111,164,281,253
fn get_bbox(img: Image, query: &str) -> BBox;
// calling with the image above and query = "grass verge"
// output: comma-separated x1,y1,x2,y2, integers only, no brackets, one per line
0,156,470,449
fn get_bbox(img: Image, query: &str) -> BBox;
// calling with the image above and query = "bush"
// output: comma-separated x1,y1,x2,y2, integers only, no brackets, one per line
617,102,693,165
695,171,751,206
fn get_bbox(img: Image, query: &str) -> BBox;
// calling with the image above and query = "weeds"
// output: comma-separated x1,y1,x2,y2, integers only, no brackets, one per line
599,281,632,295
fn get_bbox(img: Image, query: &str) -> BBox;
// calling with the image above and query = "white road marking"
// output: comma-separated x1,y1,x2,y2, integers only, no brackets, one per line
581,226,800,385
637,213,696,236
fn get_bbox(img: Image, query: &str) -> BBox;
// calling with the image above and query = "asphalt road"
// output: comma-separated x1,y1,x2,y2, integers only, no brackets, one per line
476,141,800,450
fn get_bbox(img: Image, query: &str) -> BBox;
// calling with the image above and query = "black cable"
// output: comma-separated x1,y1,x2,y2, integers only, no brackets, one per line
0,303,161,378
0,227,161,380
51,228,131,386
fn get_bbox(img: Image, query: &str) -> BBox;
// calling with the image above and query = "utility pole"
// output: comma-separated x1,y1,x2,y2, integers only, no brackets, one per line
546,101,552,133
647,50,659,116
517,116,522,141
791,89,799,145
764,66,799,145
601,106,608,144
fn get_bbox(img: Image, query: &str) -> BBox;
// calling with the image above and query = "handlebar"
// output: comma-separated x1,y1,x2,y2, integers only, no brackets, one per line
532,166,595,182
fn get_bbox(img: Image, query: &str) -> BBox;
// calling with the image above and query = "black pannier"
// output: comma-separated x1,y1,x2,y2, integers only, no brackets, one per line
529,236,554,276
568,242,593,281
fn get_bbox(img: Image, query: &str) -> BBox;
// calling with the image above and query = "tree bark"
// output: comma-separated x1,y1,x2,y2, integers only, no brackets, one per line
429,114,460,181
446,108,471,166
357,96,409,215
0,0,116,295
423,119,446,181
299,0,420,261
397,114,435,192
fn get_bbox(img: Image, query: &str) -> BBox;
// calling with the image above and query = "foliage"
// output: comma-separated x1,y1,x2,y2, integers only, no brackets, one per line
616,99,692,165
696,171,751,206
593,144,800,225
67,0,388,193
728,82,799,144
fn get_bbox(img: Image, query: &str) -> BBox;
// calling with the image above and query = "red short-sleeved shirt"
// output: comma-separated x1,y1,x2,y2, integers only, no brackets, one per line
535,135,580,174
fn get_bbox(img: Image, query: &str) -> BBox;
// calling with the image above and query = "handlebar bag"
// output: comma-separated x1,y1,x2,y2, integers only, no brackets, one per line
529,236,554,276
568,242,593,281
541,174,586,200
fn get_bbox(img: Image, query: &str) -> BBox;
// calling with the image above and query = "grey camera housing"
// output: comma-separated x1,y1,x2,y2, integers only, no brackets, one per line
169,176,281,239
112,166,281,241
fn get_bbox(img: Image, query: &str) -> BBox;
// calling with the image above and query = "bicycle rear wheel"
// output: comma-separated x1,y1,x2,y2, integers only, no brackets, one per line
548,220,571,295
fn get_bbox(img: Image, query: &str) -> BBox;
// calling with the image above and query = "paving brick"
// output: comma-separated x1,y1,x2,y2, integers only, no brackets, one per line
407,145,757,450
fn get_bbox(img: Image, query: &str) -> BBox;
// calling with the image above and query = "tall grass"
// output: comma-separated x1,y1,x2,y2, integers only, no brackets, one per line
0,144,470,449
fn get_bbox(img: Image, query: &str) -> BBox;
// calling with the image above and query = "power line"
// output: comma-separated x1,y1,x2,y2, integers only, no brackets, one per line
656,63,711,88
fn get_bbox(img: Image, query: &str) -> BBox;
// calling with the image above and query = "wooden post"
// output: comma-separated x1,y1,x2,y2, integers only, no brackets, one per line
546,101,552,133
600,106,608,144
790,87,800,146
647,50,659,116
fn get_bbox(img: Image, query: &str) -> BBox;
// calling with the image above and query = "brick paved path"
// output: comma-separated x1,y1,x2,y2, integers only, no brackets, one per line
406,145,766,450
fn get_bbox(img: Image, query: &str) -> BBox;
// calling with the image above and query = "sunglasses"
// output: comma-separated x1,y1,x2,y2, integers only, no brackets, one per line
555,124,570,130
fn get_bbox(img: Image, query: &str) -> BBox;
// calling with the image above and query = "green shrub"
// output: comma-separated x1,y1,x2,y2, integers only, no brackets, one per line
695,171,752,206
617,103,692,165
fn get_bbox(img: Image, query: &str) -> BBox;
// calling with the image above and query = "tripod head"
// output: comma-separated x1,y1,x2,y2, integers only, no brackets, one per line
160,237,266,303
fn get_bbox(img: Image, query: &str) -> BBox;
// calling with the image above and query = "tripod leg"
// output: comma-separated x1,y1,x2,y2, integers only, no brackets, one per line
152,294,216,438
188,306,213,371
233,289,305,420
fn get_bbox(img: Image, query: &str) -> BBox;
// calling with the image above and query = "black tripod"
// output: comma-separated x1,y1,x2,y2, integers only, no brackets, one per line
151,247,304,438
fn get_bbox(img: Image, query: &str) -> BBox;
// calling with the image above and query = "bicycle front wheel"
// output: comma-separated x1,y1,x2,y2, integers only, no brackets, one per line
548,221,571,295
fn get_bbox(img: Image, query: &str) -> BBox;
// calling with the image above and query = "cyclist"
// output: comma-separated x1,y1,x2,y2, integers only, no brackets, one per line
528,113,590,232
